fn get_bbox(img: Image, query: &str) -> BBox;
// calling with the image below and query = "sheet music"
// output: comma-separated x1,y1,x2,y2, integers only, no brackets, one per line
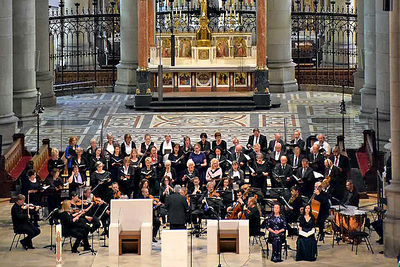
313,171,324,179
299,228,315,237
248,166,255,173
292,175,301,181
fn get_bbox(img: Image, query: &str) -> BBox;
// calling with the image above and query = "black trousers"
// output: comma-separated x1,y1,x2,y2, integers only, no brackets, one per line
170,224,186,230
66,227,89,250
17,223,41,246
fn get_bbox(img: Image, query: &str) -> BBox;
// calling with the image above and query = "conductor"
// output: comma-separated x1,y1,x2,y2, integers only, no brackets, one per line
165,185,188,230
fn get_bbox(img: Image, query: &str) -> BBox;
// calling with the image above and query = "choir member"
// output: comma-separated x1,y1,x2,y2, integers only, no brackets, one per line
139,133,155,157
198,132,211,156
182,135,194,161
103,132,118,158
182,159,199,188
312,134,331,156
274,155,293,188
229,145,247,171
44,168,63,215
290,130,306,152
68,165,85,197
269,142,285,168
250,153,270,194
65,136,79,174
211,132,227,155
109,145,123,182
247,128,268,153
206,158,223,184
86,138,98,161
288,146,303,171
248,143,267,166
189,143,207,184
47,148,65,174
296,159,315,198
159,134,175,162
168,143,186,180
119,157,135,197
268,133,286,153
324,159,343,202
227,161,245,187
89,147,107,174
90,161,111,199
141,157,158,195
308,144,325,174
121,133,136,157
161,160,177,185
72,147,88,179
228,137,240,155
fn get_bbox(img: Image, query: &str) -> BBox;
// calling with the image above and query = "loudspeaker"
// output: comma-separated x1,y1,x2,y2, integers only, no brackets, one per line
383,0,392,11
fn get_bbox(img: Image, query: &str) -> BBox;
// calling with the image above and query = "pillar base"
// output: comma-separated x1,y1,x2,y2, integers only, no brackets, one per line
0,113,18,152
254,70,271,108
360,86,376,115
13,90,37,120
37,71,56,107
268,61,298,93
115,62,138,94
134,70,151,109
384,182,400,258
352,70,364,105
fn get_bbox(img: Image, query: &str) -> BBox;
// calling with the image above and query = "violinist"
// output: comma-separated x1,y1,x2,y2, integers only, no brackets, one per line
11,194,41,250
21,170,41,227
189,176,204,195
59,200,91,253
106,182,122,203
136,179,150,198
140,188,161,242
68,165,85,197
285,186,303,236
219,178,233,217
119,156,134,197
159,176,173,228
168,143,185,180
70,192,101,234
82,188,109,236
44,168,63,215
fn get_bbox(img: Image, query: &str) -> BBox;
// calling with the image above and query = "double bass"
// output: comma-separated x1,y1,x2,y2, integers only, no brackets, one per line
309,176,331,222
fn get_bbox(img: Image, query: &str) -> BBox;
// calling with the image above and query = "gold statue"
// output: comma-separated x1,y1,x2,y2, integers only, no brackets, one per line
196,0,211,47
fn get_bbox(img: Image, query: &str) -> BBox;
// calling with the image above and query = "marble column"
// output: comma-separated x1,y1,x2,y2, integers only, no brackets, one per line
148,0,154,57
115,0,138,94
360,0,376,115
12,0,37,120
267,0,297,93
0,0,18,151
375,0,391,142
135,0,151,108
384,0,400,257
352,0,364,104
36,0,56,107
253,0,270,108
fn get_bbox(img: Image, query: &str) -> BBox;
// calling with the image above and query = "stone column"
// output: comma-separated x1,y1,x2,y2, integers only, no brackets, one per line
375,0,391,142
0,0,18,151
352,0,364,104
384,0,400,257
135,0,151,108
36,0,56,107
12,0,37,120
253,0,270,108
115,0,138,94
267,0,297,93
360,0,376,115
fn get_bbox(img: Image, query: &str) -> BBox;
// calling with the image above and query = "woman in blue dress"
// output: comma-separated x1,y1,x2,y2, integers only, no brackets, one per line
296,204,317,261
267,204,287,263
189,143,207,184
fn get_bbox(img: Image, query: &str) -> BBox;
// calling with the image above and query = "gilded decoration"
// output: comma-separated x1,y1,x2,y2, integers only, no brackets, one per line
162,38,171,58
179,38,192,58
216,38,229,58
197,73,211,86
233,37,247,57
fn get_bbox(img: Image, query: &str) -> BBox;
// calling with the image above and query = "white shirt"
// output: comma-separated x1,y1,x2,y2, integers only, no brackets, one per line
274,151,280,161
106,143,115,155
253,136,259,146
313,140,331,155
124,141,132,155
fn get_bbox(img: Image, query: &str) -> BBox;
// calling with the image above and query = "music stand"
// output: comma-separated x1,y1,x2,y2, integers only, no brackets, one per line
43,208,59,251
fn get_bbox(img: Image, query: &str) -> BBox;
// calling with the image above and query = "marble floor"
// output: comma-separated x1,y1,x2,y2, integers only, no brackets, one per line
0,198,397,267
17,92,381,154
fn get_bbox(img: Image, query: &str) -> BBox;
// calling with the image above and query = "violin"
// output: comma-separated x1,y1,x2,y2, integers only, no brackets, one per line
113,190,122,199
22,203,38,210
289,191,299,205
149,195,161,205
209,190,220,198
92,196,103,205
240,195,258,219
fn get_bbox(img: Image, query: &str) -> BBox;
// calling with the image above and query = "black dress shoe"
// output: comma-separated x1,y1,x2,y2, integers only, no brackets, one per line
152,238,157,243
20,240,28,250
376,239,383,245
71,249,79,253
83,246,92,251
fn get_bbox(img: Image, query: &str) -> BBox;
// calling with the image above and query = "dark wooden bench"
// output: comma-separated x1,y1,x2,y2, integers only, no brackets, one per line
218,229,239,254
53,81,97,96
0,134,31,197
119,231,141,255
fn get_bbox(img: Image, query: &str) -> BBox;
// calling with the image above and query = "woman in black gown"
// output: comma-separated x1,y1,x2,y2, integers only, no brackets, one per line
168,143,185,181
267,204,286,263
109,146,123,182
296,204,317,261
251,153,270,195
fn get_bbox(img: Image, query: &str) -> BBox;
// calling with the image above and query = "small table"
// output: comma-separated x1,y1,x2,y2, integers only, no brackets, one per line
119,231,141,255
218,230,239,254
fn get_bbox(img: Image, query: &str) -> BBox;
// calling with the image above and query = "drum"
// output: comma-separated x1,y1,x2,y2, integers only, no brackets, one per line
339,209,367,234
329,205,341,227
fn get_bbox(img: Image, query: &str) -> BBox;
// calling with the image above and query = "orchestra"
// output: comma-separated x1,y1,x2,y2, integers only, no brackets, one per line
10,129,367,263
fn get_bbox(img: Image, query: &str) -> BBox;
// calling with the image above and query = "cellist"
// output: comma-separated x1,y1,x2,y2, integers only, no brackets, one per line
313,182,330,241
226,190,245,219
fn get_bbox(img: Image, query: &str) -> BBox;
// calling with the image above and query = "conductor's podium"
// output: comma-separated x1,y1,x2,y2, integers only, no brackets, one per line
207,219,249,255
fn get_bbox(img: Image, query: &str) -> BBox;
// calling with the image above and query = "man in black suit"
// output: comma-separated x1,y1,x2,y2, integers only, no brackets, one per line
247,128,268,153
324,159,343,201
165,185,189,229
274,156,293,189
308,144,325,174
329,146,350,180
269,142,285,168
229,145,247,171
296,159,315,198
268,133,286,153
11,194,41,250
290,130,305,152
288,146,303,171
